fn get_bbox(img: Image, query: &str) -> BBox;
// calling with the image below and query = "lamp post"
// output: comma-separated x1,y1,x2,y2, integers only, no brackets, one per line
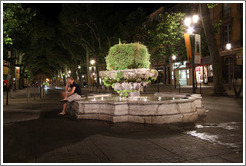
226,43,232,90
90,59,96,88
78,65,83,87
226,43,231,50
184,15,199,93
172,55,177,89
90,59,95,66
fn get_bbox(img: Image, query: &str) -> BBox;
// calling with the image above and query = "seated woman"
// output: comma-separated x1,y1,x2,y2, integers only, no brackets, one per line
59,77,81,115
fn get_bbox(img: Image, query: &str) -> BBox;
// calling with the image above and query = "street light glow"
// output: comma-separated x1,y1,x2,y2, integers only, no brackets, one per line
172,55,177,61
184,17,191,27
187,26,194,34
226,43,231,50
78,65,81,69
192,15,199,23
90,59,96,65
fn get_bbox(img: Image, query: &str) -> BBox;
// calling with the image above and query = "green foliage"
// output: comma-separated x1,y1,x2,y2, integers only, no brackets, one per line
115,71,124,82
105,43,151,70
116,89,138,97
213,20,222,34
3,3,36,46
207,3,218,8
144,12,186,62
102,72,124,87
102,72,157,88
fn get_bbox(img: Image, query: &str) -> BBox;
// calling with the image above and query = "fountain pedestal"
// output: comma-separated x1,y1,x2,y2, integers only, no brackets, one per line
100,68,158,97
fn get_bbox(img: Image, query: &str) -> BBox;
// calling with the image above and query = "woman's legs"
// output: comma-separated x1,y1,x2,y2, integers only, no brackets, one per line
61,92,68,100
59,92,69,115
59,102,67,115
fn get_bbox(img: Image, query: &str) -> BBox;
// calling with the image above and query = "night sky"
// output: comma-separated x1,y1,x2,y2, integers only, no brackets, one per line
23,3,175,22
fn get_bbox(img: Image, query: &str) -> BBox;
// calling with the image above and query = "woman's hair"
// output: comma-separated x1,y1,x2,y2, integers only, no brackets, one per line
67,77,74,81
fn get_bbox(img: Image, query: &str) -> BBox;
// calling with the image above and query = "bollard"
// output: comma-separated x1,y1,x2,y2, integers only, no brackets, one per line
43,87,44,97
27,87,29,103
40,86,42,98
33,87,36,100
200,82,202,94
179,83,180,93
6,87,9,105
43,87,45,97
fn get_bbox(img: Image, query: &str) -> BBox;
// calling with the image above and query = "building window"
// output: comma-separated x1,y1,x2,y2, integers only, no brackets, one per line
223,24,231,44
222,3,231,17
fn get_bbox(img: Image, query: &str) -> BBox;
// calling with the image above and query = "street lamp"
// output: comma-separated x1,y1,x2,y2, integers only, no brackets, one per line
184,15,199,93
192,15,199,23
172,55,177,61
90,59,97,87
90,59,95,65
187,26,194,34
172,55,177,88
226,43,231,50
184,17,191,27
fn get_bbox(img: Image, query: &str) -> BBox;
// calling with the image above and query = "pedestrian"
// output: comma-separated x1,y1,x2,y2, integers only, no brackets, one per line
59,77,81,115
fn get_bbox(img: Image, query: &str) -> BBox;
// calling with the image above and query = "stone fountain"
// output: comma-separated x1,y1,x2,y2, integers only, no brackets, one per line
69,42,207,124
99,68,158,98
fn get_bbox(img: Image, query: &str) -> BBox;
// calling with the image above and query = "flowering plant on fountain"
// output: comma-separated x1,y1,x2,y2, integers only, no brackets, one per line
99,42,158,97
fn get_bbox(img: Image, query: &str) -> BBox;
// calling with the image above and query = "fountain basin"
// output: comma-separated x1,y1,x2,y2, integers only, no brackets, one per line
69,93,207,124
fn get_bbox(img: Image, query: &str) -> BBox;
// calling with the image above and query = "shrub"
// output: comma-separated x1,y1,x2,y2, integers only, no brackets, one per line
105,42,151,71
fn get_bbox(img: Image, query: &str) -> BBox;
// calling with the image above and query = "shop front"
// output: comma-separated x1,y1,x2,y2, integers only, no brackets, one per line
3,60,9,80
172,61,190,86
195,64,213,85
171,57,214,86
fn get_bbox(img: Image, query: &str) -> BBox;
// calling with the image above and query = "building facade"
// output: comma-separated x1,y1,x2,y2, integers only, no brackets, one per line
210,3,243,88
150,3,243,87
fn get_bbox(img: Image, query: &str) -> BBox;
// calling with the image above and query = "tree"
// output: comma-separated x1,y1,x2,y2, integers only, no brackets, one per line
59,4,132,87
119,7,147,43
199,4,227,96
147,12,186,62
3,3,35,46
3,3,36,89
141,12,186,86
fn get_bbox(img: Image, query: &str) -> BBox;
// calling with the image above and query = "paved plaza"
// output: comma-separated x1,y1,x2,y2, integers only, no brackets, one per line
2,87,244,163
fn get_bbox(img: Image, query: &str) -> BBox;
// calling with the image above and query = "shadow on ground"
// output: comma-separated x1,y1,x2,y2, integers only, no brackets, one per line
4,112,198,163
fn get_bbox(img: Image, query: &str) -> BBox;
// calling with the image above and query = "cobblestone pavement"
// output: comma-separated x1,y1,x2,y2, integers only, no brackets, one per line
2,87,244,163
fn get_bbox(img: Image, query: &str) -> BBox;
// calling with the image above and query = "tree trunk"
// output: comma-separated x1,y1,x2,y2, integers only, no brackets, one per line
7,51,12,88
199,4,227,96
78,66,82,87
95,57,100,89
71,61,77,81
86,46,91,87
19,66,25,89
